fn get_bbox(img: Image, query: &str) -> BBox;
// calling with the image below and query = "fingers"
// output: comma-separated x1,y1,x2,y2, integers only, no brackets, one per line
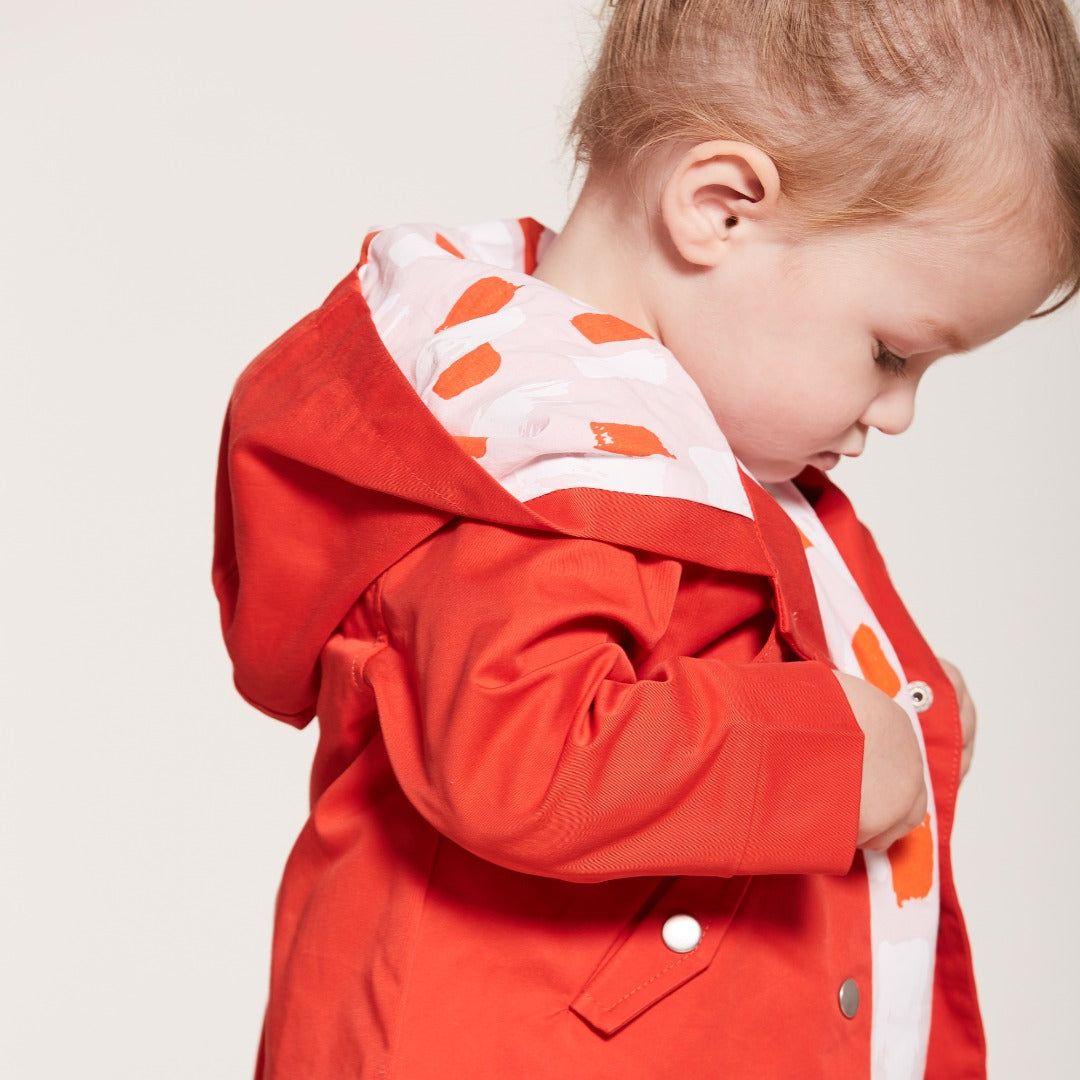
937,657,977,783
960,741,974,781
853,654,977,853
838,670,930,850
859,784,928,851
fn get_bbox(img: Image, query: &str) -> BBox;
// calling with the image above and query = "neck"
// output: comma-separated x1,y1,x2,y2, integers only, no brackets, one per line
533,173,663,336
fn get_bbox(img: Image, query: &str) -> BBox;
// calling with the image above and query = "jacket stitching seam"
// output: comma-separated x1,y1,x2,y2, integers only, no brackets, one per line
582,916,715,1013
732,717,767,876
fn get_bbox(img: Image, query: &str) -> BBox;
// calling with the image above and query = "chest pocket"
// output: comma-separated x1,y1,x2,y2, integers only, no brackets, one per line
570,874,751,1035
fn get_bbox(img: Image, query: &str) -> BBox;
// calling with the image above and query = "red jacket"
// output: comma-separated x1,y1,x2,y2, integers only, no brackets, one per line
214,270,985,1078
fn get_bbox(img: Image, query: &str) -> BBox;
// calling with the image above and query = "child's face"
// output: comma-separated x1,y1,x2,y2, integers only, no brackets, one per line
663,217,1057,483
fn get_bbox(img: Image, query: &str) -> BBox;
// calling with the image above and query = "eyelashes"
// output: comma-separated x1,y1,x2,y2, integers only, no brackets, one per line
874,342,909,375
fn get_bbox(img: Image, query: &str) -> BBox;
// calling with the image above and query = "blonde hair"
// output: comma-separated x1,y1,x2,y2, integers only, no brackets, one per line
573,0,1080,303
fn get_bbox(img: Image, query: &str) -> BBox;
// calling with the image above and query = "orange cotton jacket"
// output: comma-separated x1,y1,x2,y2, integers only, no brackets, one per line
214,268,986,1079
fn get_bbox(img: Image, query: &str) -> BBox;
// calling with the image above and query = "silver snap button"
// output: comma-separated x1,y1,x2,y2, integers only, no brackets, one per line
907,680,934,713
661,914,702,954
838,977,860,1019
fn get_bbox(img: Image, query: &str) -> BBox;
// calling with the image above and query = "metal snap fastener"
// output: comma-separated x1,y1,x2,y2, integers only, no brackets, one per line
838,977,860,1019
907,680,934,713
661,914,702,954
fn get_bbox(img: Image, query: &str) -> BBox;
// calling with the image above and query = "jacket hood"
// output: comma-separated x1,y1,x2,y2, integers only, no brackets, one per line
214,222,830,725
214,270,535,725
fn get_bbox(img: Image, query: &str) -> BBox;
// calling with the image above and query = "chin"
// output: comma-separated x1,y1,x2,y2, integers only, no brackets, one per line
745,463,803,484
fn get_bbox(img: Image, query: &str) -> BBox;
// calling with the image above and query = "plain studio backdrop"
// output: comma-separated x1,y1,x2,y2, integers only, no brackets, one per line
2,2,1077,1076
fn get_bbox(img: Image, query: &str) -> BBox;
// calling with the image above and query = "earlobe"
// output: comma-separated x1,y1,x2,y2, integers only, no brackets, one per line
660,140,782,267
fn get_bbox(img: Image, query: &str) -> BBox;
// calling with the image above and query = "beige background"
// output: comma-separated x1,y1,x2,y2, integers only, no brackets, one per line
3,1,1077,1076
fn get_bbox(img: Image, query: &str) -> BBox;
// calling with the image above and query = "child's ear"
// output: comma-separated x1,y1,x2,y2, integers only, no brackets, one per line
660,140,782,267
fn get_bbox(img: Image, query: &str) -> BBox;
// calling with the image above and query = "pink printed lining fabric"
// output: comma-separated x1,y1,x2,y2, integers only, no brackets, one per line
359,218,753,520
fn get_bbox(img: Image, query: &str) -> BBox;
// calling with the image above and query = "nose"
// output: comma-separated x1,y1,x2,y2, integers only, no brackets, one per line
860,381,917,436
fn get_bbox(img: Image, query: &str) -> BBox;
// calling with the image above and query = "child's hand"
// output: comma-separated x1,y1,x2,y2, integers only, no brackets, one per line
937,657,976,783
834,671,927,851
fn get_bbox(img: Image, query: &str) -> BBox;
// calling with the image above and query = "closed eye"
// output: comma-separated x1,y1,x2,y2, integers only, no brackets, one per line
874,342,909,376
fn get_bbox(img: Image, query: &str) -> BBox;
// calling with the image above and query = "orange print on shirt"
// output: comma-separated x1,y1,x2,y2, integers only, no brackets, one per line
572,312,653,345
888,813,934,905
591,422,675,458
453,435,488,458
435,233,465,259
433,343,502,399
851,623,902,698
436,277,519,332
798,529,813,549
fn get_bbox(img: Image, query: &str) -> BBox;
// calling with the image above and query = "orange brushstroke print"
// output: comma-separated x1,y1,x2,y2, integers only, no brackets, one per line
888,813,934,905
591,422,675,458
798,528,813,549
851,623,902,698
572,312,653,345
435,233,465,259
453,435,488,459
436,277,519,332
433,343,502,399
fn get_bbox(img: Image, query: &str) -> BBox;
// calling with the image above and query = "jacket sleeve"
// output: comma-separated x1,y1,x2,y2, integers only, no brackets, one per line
360,517,865,883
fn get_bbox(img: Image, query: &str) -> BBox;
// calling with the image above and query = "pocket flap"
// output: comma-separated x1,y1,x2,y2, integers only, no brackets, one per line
570,875,751,1035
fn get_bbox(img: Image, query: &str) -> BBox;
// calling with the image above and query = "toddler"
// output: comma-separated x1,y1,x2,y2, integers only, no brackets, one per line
214,1,1080,1077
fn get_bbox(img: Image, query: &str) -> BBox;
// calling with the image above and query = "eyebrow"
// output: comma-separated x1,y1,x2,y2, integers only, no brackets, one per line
914,317,970,354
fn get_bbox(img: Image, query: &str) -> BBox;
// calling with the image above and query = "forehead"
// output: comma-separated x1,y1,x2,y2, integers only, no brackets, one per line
908,219,1054,316
810,216,1061,346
